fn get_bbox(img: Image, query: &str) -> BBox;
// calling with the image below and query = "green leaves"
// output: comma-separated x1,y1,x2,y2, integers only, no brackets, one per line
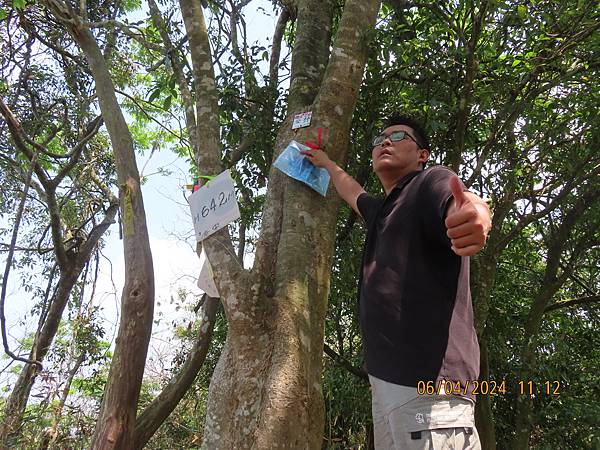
122,0,141,12
148,87,162,103
162,94,172,110
2,0,599,448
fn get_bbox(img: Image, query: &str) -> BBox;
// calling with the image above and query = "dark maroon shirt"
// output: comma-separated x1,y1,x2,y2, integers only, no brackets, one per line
356,165,480,398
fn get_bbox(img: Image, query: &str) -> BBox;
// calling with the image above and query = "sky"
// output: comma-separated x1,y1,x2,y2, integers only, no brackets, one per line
1,0,285,386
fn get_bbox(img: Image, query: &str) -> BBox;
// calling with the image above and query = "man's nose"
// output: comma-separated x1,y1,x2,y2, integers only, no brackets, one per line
381,135,393,146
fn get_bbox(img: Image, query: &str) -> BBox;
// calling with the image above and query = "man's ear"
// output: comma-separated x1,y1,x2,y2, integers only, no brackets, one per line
419,148,430,165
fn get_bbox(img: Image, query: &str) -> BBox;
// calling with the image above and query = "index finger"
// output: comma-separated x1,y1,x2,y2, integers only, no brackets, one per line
445,204,477,229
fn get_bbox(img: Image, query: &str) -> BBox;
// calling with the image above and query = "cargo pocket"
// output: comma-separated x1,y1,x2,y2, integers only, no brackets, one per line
393,427,478,450
388,394,477,449
430,427,479,450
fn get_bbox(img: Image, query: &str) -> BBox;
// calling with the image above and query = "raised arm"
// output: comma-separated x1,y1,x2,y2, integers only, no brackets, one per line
301,148,366,217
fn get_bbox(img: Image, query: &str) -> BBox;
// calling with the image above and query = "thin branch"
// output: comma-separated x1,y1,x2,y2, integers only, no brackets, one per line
544,295,600,313
86,19,163,52
51,115,104,188
147,0,197,154
36,264,58,339
115,89,188,144
0,150,43,368
323,343,367,382
0,97,52,186
494,155,599,251
0,243,53,253
561,265,597,297
40,100,69,148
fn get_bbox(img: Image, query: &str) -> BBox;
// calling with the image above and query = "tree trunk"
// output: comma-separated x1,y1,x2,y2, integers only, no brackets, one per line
0,202,117,448
470,244,500,449
132,296,220,449
41,5,157,448
474,332,496,450
200,0,382,447
511,190,598,449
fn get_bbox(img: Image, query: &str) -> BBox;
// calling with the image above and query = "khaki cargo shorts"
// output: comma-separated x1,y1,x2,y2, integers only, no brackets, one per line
369,375,481,450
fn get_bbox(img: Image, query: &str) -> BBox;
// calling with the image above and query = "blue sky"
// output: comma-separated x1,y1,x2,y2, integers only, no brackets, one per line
1,0,286,386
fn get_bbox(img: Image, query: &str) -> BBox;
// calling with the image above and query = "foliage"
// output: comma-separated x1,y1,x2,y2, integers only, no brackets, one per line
1,0,599,448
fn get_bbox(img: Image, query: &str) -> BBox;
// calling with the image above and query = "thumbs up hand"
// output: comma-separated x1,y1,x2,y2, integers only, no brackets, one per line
444,176,492,256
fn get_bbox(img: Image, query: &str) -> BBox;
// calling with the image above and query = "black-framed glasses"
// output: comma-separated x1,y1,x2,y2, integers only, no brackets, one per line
372,130,420,148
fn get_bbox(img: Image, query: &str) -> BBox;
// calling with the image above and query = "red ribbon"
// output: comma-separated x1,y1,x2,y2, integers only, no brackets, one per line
304,127,323,150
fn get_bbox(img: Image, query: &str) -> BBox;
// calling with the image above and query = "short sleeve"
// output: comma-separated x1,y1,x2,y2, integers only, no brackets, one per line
421,166,466,247
357,192,383,229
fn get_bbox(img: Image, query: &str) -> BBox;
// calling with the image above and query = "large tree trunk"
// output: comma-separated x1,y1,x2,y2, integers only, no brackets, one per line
470,226,502,450
198,0,382,447
42,3,157,448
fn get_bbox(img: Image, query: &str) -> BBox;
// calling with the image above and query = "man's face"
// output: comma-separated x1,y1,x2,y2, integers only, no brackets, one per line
371,124,429,177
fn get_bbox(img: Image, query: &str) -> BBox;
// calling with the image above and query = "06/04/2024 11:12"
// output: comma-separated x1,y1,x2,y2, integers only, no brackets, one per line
416,380,561,396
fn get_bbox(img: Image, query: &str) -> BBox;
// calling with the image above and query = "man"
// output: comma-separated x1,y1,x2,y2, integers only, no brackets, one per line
302,114,490,449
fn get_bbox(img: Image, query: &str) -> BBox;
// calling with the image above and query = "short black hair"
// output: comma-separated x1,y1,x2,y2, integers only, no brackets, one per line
383,113,430,151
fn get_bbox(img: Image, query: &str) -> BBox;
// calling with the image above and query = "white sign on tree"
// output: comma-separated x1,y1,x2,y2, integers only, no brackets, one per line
292,111,312,129
189,170,241,241
197,254,219,297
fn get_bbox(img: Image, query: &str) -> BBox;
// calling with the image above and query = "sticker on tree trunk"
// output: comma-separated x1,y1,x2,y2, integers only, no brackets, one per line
292,111,312,129
197,254,219,297
189,169,240,241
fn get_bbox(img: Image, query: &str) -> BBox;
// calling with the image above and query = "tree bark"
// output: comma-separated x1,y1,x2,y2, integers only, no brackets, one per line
198,0,381,447
132,296,220,449
512,190,599,449
42,3,157,448
0,200,117,447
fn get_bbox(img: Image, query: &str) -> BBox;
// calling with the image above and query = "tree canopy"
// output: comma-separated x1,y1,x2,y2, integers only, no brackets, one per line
1,0,599,449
